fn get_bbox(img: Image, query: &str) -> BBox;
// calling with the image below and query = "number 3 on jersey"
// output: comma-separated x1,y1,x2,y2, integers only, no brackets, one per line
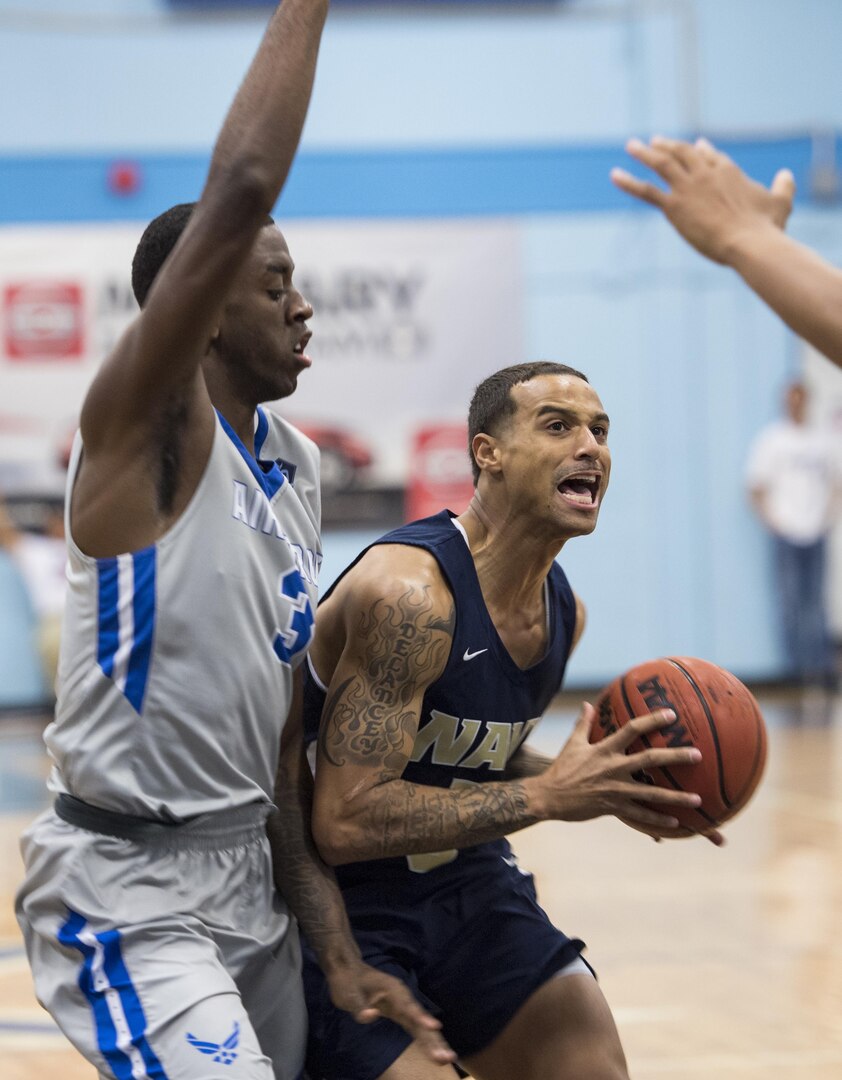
272,569,315,666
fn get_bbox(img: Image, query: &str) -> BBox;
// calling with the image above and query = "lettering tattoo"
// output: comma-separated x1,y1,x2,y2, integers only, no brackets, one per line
319,586,455,771
316,586,540,861
335,771,537,861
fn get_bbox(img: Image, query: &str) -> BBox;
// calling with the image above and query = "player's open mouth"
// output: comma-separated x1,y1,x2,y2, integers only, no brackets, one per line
557,472,600,508
293,332,312,365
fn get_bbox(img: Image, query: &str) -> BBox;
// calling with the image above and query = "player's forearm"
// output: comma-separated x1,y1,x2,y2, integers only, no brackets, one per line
315,777,542,866
504,742,554,780
205,0,329,218
725,224,842,368
268,759,362,974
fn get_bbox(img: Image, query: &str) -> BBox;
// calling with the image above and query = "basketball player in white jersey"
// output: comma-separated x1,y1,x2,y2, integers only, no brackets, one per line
611,135,842,370
14,3,453,1078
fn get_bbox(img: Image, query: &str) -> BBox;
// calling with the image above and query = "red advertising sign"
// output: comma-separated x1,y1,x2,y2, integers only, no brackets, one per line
405,423,475,522
4,282,85,360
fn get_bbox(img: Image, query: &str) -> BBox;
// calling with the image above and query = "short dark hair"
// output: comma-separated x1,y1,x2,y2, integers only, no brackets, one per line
467,361,589,484
131,202,275,308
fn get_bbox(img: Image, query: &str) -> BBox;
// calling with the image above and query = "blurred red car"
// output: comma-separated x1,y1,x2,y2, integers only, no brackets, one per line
297,422,374,494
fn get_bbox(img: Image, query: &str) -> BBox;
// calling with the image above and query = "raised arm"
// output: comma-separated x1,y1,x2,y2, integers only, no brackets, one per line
74,1,329,554
267,668,455,1066
312,549,708,866
611,136,842,368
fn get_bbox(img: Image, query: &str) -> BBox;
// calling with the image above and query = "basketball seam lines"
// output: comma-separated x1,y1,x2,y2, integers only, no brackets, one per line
667,658,730,810
620,673,718,829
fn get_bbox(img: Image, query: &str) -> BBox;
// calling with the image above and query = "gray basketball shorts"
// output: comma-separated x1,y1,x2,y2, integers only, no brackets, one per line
15,800,307,1080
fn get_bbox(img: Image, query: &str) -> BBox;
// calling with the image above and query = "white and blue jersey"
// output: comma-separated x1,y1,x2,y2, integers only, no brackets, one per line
48,405,322,820
304,510,577,888
17,404,321,1080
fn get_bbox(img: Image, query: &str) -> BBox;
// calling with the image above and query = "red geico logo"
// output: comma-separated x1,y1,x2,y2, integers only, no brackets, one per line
4,282,85,360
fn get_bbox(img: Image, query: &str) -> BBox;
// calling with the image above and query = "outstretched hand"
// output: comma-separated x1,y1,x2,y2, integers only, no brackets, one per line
611,136,795,264
327,961,456,1067
537,703,710,835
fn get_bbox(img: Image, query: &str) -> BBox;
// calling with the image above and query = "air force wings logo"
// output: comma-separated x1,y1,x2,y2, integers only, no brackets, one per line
186,1020,240,1065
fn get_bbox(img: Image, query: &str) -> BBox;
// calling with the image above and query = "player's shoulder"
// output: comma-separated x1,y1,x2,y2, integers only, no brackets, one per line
333,541,453,620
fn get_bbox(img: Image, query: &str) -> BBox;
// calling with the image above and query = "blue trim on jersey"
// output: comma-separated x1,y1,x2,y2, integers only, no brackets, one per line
216,409,286,501
124,547,157,714
98,928,168,1079
58,910,169,1079
96,548,157,714
96,558,120,679
254,406,270,459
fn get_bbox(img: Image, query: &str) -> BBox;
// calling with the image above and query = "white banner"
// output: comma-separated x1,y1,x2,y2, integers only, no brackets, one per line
0,218,522,498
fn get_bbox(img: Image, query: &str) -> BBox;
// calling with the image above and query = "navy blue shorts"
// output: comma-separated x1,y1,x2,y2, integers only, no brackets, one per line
302,858,588,1080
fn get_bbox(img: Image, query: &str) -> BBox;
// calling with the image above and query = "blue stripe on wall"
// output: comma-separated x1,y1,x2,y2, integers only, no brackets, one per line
0,135,826,224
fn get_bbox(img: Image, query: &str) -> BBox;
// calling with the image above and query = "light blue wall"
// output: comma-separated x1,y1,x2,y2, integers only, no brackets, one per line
3,0,842,701
5,1,842,150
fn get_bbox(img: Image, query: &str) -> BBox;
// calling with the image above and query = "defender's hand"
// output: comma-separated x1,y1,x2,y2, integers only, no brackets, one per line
533,703,706,831
611,136,795,264
327,961,456,1066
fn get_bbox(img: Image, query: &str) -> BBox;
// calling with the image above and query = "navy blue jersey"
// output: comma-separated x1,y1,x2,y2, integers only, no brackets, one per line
304,510,577,889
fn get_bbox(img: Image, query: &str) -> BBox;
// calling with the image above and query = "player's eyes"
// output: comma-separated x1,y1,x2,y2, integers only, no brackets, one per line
267,290,283,302
592,426,608,438
548,421,567,432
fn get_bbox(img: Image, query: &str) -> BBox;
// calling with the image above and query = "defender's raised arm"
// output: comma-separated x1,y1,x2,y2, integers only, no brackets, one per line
612,135,842,369
75,1,328,556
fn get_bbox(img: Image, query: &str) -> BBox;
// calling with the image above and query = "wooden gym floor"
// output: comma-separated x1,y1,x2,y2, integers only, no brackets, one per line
2,689,841,1080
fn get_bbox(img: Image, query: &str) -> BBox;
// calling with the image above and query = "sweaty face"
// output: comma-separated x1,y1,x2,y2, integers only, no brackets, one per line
215,226,313,402
494,374,611,539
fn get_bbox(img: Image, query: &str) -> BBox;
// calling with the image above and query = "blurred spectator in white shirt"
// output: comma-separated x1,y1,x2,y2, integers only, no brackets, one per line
745,381,841,688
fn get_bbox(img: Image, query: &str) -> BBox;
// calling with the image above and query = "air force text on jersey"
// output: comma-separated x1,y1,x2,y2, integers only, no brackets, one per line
231,479,322,587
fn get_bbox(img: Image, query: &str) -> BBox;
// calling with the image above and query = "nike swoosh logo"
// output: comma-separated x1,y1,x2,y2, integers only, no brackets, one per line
462,648,489,662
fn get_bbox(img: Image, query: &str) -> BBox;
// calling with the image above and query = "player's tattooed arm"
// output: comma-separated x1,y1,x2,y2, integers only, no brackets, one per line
312,551,541,864
318,580,455,772
267,669,455,1066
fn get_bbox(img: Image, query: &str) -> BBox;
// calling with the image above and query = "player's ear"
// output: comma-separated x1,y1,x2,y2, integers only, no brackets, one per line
472,432,502,476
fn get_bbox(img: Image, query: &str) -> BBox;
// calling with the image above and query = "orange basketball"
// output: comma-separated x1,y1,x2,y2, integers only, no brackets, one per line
592,656,767,836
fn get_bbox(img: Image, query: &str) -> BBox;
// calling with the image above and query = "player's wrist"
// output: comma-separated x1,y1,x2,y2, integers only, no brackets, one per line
317,940,364,977
521,775,551,822
720,218,783,270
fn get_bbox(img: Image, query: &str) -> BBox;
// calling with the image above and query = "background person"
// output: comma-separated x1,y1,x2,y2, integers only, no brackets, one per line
745,380,841,689
0,496,66,696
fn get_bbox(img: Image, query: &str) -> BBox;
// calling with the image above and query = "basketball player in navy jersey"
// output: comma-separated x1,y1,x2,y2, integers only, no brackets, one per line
611,135,842,370
15,3,453,1078
300,362,718,1080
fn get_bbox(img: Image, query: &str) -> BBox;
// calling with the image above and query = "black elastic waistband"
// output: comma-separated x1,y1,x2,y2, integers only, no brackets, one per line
54,793,273,850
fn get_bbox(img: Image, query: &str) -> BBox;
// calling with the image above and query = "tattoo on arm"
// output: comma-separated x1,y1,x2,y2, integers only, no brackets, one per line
319,586,455,770
342,775,538,860
268,746,359,969
317,584,539,861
